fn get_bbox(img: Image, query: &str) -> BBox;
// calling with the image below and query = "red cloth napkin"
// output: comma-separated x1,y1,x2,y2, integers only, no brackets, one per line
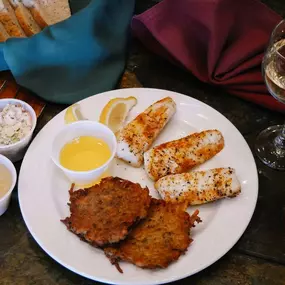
132,0,285,112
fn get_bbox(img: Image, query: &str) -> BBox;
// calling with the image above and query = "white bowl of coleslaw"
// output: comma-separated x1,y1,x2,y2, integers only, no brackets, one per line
0,99,37,162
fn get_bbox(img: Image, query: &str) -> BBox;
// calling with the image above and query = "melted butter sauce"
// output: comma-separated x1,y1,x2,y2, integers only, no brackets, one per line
60,136,111,172
0,164,12,199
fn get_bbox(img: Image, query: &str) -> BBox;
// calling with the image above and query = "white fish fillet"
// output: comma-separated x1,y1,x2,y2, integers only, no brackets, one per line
144,130,224,181
155,168,241,206
116,97,176,167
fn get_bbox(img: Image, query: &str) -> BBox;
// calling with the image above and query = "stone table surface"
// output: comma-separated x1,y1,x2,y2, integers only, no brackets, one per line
1,0,285,284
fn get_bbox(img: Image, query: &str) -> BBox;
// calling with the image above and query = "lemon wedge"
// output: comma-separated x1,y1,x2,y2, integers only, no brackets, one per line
99,96,137,133
64,104,84,124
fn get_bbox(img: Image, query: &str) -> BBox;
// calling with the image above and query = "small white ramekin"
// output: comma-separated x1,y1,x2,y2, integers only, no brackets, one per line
51,121,117,186
0,154,17,216
0,99,37,162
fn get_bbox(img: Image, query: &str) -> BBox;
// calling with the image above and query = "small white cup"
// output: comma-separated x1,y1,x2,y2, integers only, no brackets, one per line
51,121,117,186
0,99,37,162
0,154,17,216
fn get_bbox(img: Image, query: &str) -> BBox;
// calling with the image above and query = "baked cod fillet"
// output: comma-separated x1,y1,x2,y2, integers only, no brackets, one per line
62,177,151,247
144,130,224,181
116,97,176,167
104,199,201,273
155,168,241,205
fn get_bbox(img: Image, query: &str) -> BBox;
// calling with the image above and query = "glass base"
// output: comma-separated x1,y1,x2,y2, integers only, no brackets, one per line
255,125,285,170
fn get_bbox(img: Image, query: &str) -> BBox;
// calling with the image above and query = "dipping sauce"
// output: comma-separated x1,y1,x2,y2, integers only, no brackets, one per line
0,104,32,146
60,136,111,171
0,164,12,199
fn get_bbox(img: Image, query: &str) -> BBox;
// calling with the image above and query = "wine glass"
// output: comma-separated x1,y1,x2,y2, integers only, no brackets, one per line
255,20,285,170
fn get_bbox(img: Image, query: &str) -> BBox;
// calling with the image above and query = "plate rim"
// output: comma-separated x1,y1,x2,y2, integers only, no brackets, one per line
18,87,259,285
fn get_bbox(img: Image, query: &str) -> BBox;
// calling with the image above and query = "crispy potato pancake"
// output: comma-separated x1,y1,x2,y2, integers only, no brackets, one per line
62,177,151,247
104,199,201,273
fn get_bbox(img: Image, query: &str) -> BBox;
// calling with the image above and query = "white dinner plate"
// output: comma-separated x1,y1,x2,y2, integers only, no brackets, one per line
18,88,258,285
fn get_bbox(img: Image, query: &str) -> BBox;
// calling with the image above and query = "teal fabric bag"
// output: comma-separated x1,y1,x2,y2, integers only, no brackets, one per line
0,0,135,104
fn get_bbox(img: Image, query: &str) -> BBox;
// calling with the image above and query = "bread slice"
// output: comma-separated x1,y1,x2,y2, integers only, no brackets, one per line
15,2,41,36
22,0,70,28
21,0,47,28
0,21,9,41
9,0,19,8
29,3,47,28
37,0,71,25
0,0,26,37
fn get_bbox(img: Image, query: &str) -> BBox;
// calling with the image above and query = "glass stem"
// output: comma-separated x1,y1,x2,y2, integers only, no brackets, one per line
274,123,285,152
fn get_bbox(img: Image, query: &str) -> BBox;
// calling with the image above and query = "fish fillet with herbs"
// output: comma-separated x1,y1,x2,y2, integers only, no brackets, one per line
155,168,241,205
144,130,224,181
116,97,176,167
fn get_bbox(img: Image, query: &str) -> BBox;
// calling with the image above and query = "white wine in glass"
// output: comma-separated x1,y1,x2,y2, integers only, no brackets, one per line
256,20,285,170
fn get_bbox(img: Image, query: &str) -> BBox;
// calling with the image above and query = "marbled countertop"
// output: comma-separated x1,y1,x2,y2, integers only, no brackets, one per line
1,1,285,284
